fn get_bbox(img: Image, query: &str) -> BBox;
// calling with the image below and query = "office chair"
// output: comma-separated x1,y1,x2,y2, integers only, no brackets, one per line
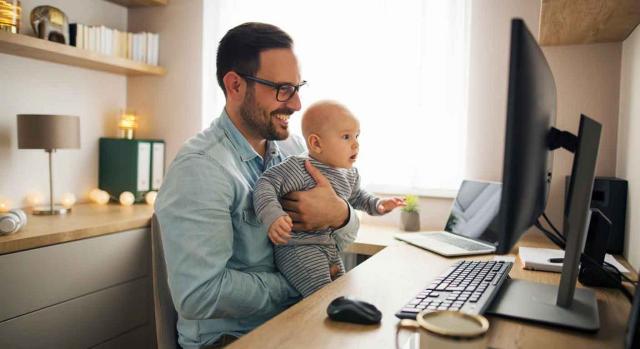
151,214,179,349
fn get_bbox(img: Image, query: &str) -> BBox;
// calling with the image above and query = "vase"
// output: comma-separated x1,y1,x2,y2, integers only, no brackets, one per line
401,211,420,232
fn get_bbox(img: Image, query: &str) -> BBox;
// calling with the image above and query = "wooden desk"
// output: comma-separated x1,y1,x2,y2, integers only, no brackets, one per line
228,226,636,349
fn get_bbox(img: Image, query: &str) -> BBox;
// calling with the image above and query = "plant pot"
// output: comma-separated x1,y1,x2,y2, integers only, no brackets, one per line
401,211,420,232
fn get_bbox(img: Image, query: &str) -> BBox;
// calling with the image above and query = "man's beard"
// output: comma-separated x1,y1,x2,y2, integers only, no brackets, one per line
239,86,291,141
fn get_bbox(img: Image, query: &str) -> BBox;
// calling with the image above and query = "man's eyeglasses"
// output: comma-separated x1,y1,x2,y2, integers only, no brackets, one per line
238,73,307,102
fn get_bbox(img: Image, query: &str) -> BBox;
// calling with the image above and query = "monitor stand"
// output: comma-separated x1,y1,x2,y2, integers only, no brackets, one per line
487,115,602,332
486,278,599,331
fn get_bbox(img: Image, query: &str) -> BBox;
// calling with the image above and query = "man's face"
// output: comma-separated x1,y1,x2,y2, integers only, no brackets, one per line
239,49,302,141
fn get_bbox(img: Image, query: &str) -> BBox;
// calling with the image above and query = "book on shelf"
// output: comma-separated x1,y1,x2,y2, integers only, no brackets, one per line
68,23,160,66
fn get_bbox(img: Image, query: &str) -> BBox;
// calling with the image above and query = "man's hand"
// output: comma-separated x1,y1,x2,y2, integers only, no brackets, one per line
281,160,349,232
377,197,406,214
268,215,292,245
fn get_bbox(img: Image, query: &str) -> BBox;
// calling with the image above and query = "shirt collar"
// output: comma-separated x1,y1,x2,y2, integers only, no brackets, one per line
218,109,281,163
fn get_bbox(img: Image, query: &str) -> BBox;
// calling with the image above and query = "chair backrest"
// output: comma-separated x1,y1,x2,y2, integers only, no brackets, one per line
151,214,179,349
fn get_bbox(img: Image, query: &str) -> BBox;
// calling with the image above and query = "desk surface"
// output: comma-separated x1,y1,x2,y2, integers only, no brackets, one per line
229,225,636,349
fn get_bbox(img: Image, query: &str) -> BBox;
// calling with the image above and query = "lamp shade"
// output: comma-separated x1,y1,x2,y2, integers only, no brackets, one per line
17,114,80,149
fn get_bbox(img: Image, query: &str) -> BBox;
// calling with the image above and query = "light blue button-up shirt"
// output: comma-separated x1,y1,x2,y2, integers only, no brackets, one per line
155,110,359,348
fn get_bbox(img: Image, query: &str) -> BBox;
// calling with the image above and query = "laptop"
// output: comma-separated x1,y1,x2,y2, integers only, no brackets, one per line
394,180,501,257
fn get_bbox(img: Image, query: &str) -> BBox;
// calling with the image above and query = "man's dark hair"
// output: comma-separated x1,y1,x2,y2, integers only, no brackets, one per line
216,22,293,96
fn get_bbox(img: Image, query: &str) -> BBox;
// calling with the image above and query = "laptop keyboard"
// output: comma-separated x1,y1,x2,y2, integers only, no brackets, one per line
427,233,491,251
396,260,512,319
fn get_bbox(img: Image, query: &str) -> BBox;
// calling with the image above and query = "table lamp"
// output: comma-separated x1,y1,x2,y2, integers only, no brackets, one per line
17,114,80,215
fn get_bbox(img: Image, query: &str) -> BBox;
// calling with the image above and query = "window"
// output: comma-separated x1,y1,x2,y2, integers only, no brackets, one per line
203,0,470,194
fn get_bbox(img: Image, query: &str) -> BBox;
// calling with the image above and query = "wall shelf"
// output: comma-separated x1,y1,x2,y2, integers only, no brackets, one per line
0,31,166,76
104,0,167,8
540,0,640,46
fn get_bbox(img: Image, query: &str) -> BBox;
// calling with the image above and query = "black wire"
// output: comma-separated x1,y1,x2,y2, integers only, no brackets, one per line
537,215,566,245
538,212,637,303
535,220,566,249
542,212,565,242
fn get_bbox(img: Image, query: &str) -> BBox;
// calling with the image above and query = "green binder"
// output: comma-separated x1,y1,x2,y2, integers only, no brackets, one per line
99,138,165,202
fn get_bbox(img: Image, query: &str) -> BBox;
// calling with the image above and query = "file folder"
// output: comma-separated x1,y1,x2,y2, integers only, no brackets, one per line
99,138,165,202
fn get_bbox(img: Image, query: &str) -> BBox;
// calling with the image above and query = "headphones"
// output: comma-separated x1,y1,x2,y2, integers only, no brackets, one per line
0,209,27,235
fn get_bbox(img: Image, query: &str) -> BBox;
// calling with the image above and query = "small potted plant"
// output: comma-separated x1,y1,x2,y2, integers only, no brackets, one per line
400,195,420,231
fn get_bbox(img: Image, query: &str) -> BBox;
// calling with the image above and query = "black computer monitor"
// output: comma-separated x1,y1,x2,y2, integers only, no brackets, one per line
486,19,602,332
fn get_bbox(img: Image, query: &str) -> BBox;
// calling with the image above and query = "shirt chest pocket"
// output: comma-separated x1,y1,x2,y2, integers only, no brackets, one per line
242,208,262,227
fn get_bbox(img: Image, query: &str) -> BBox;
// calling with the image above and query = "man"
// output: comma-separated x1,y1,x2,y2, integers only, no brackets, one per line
155,22,359,349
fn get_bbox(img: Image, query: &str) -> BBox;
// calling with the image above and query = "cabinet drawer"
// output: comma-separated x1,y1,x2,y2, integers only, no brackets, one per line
0,277,151,349
0,228,149,322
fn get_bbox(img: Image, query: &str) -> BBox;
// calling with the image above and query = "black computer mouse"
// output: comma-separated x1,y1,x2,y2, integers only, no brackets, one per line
326,296,382,325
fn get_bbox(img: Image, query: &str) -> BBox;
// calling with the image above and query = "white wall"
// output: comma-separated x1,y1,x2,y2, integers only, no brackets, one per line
543,43,622,229
0,0,127,208
617,26,640,270
127,0,204,166
365,1,624,243
363,0,542,229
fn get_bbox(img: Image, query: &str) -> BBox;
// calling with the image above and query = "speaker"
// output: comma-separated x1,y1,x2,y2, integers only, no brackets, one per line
0,209,27,235
566,176,627,254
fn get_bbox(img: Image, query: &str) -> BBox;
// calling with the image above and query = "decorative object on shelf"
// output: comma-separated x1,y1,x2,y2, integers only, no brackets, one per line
0,197,11,212
25,191,44,207
95,190,110,205
17,114,80,215
118,110,138,139
0,208,26,235
145,191,157,206
60,192,76,208
30,5,68,44
99,138,165,203
400,195,420,232
119,191,135,206
89,188,111,205
88,188,102,202
0,0,21,33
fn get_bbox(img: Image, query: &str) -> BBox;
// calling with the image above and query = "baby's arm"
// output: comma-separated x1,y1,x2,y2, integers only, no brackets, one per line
348,169,405,215
253,158,305,244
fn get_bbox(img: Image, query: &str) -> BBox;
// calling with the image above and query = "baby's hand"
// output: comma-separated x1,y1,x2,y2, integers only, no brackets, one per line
268,215,293,245
377,197,406,214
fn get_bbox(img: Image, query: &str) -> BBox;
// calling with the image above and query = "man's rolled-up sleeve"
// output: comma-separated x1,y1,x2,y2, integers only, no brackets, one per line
332,203,360,251
155,154,297,320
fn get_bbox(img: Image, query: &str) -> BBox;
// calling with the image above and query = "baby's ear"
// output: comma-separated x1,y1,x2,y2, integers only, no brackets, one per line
307,134,322,153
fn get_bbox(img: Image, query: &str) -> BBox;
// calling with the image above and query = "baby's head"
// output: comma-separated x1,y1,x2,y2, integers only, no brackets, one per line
302,100,360,169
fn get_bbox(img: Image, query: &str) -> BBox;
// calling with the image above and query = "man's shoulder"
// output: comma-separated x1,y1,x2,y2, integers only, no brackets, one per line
174,121,235,167
275,134,306,157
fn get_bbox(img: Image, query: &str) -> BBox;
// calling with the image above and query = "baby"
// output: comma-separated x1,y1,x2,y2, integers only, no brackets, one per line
253,100,405,297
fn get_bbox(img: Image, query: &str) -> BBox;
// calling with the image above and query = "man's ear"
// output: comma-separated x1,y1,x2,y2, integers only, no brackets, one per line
223,71,244,102
307,134,322,154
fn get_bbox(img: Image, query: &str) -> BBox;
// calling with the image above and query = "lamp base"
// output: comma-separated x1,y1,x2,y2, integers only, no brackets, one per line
32,205,71,215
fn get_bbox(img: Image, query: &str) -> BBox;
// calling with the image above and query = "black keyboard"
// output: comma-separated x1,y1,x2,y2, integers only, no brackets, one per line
396,260,512,319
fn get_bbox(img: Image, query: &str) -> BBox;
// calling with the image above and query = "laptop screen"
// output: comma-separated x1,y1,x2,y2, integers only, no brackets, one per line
444,180,502,245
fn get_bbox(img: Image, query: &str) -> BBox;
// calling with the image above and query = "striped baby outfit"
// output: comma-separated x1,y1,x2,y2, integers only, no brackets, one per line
254,156,381,297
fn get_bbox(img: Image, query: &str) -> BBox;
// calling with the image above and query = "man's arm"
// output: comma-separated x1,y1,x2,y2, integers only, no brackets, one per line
281,160,360,251
155,155,297,320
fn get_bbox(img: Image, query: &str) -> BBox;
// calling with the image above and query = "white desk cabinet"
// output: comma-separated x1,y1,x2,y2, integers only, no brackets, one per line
0,228,154,348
